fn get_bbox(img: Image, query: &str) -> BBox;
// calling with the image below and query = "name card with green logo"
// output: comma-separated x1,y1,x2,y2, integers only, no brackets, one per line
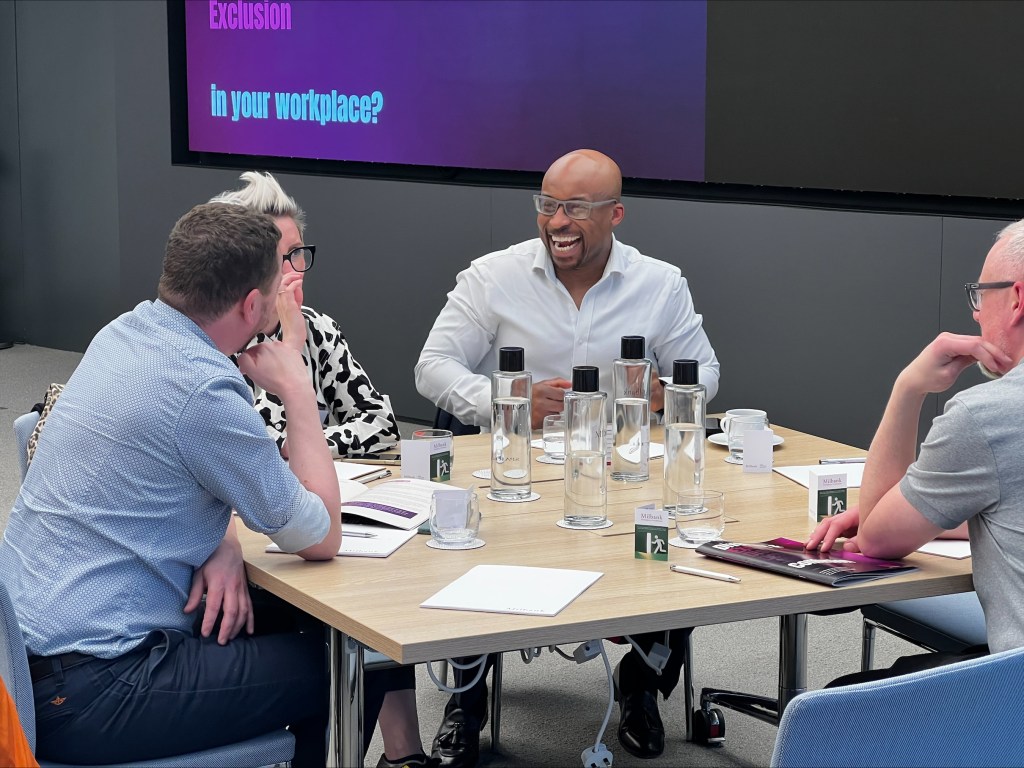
635,503,669,561
807,468,847,522
402,438,452,483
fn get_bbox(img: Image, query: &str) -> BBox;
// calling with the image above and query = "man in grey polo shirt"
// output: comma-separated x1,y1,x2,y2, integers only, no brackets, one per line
809,218,1024,681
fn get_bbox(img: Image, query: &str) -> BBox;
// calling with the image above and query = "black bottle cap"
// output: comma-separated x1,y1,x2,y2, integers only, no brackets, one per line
572,366,600,393
673,359,699,385
498,347,525,372
620,335,646,359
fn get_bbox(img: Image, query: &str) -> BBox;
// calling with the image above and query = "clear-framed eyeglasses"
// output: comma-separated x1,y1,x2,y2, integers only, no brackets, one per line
964,281,1014,312
533,194,617,221
283,245,315,272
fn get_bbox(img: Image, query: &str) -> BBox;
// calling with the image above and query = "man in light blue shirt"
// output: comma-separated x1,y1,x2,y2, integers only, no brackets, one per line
0,203,341,765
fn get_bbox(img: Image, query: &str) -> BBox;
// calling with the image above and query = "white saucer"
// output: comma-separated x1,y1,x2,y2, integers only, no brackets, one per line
472,468,492,480
426,538,485,550
708,433,784,447
537,455,564,465
557,518,613,530
486,491,541,503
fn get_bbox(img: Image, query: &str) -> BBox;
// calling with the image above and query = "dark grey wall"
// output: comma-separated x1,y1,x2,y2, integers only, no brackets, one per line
0,0,1010,449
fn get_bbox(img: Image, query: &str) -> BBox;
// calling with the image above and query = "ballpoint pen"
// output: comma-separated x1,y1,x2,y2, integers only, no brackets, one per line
669,564,741,583
819,457,866,465
358,468,392,482
342,531,377,539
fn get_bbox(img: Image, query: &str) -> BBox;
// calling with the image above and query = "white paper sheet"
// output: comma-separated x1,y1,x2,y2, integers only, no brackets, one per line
421,565,602,616
917,540,972,559
774,464,865,488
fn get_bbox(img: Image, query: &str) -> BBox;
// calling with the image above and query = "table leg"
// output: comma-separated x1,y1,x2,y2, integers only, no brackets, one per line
330,628,365,768
693,613,810,740
777,613,808,712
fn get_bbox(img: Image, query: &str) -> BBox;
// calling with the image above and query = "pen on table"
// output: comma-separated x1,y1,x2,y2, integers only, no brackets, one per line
360,468,392,482
342,531,377,539
669,564,741,583
818,457,866,465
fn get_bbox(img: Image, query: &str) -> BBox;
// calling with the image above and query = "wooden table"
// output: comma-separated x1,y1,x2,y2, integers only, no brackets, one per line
239,426,973,765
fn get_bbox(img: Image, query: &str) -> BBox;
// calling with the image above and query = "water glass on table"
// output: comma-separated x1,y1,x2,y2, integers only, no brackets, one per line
722,411,768,462
429,489,480,548
673,490,725,548
542,414,565,461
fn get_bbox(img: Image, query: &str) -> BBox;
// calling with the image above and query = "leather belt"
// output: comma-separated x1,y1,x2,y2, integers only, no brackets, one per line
27,651,95,684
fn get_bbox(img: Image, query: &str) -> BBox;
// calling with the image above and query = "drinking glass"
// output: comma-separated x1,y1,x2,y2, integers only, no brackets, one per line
429,490,480,548
724,415,767,461
673,490,725,548
542,414,565,461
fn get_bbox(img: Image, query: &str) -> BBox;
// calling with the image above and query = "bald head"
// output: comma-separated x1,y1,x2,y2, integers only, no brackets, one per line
543,149,623,201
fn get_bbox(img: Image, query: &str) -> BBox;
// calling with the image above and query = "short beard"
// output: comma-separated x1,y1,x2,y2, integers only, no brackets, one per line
977,361,1004,380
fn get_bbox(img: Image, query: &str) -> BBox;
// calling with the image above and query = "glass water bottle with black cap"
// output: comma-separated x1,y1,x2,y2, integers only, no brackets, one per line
663,359,706,516
491,346,532,500
611,335,651,482
563,365,608,527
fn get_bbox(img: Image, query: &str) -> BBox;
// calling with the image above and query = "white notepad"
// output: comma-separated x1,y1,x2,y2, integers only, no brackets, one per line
421,565,603,616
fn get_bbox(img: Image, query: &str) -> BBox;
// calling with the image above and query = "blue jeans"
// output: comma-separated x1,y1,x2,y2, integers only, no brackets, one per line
32,590,328,766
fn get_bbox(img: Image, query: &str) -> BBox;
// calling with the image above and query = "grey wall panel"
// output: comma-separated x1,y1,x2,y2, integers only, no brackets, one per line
619,202,941,448
289,175,493,423
0,0,23,342
16,1,120,351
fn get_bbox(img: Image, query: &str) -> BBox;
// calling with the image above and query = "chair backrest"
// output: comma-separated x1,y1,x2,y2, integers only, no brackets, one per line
0,582,35,752
771,645,1024,767
433,408,481,436
13,411,40,482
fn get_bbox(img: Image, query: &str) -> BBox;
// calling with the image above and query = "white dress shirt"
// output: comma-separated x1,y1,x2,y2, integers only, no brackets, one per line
415,236,720,427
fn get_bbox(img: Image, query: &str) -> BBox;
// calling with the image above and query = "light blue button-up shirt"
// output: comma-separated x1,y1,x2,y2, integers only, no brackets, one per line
0,300,329,659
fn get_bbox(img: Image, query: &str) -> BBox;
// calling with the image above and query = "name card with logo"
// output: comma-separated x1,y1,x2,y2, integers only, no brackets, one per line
635,503,669,561
807,467,847,522
402,437,452,483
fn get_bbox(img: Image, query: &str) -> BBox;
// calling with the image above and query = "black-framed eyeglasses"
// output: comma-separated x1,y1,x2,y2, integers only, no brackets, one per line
283,245,315,272
965,281,1014,312
533,194,617,220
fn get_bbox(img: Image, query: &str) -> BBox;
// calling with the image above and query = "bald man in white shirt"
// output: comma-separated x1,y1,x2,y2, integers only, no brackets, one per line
416,149,720,764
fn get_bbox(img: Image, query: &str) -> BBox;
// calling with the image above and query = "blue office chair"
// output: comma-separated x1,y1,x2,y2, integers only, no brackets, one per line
13,410,39,481
771,644,1024,767
860,592,987,671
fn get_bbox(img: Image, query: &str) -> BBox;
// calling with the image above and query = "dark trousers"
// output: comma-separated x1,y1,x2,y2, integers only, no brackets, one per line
616,629,691,700
827,644,990,689
31,589,414,766
447,628,692,717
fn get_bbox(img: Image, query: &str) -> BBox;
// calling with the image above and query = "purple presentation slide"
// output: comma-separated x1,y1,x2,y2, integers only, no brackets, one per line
186,0,707,181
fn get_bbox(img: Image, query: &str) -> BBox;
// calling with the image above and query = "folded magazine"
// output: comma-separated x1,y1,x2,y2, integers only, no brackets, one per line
695,537,917,587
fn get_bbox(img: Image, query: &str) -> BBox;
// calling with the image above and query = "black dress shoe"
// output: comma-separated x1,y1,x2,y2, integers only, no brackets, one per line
431,704,485,768
615,667,665,758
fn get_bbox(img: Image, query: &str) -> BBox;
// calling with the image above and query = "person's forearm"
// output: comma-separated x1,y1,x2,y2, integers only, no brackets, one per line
859,374,928,526
279,385,341,559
